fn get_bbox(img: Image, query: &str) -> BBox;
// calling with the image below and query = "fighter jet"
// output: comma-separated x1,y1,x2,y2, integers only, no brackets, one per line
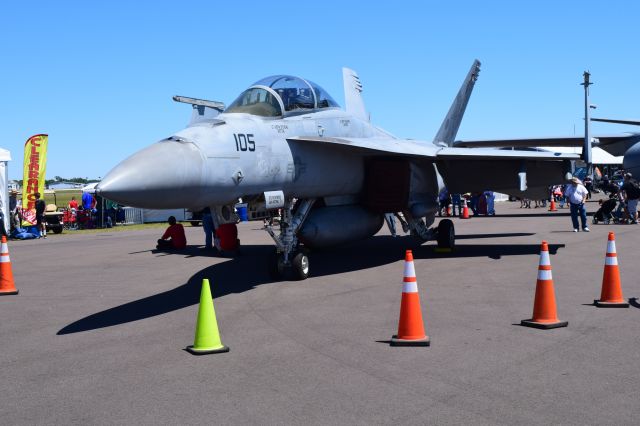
98,60,578,280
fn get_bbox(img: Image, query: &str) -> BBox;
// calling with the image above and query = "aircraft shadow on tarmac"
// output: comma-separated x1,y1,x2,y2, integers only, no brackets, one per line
57,234,564,335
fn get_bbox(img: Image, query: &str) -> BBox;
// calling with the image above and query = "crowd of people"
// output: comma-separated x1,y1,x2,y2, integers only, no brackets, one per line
438,190,496,217
436,168,639,232
549,171,639,227
4,190,128,240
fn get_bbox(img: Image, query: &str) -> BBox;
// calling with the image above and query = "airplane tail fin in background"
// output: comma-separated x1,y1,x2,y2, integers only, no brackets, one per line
342,68,368,121
433,59,481,146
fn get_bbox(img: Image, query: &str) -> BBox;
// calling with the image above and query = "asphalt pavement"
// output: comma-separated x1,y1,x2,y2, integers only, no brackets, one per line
1,199,639,425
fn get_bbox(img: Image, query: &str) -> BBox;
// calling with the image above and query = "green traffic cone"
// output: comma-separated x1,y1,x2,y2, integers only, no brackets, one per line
186,279,229,355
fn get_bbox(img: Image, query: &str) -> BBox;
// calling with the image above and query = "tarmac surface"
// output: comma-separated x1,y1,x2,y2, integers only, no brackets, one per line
1,199,639,425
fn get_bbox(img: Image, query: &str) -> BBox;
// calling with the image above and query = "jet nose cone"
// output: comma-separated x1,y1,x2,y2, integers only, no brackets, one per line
98,140,205,208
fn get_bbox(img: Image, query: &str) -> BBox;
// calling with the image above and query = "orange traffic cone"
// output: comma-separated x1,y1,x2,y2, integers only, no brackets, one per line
391,250,430,346
548,198,557,212
461,199,470,219
594,232,628,308
521,241,568,329
0,236,18,296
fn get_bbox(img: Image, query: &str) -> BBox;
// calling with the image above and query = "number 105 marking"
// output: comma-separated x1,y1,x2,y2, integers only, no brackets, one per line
234,133,255,152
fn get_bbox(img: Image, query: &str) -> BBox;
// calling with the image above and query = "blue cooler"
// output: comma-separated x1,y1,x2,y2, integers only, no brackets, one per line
235,203,248,221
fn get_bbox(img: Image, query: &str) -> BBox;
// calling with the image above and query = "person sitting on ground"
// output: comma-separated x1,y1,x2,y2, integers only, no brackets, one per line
215,222,240,256
156,216,187,250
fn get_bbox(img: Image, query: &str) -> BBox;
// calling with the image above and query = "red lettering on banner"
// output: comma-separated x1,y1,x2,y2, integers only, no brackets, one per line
27,178,39,193
30,137,41,147
29,171,38,179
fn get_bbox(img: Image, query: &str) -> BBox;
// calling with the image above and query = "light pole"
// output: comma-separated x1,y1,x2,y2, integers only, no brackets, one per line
581,71,593,177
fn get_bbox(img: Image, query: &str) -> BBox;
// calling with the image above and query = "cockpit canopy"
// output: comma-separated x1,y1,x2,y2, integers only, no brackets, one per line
225,75,340,117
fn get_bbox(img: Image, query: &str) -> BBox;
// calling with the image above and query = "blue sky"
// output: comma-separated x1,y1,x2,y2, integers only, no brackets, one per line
2,1,639,180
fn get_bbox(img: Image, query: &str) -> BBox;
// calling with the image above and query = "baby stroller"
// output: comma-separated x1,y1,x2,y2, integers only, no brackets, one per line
593,197,617,224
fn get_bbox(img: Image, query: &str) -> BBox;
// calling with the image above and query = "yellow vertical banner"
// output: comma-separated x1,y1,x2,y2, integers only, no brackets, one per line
21,134,48,226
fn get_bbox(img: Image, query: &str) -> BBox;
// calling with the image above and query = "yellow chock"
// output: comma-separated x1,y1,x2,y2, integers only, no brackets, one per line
186,279,229,355
433,247,453,254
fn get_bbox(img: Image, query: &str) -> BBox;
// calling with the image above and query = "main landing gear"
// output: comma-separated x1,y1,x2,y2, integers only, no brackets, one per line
265,198,315,280
436,219,455,250
403,212,455,250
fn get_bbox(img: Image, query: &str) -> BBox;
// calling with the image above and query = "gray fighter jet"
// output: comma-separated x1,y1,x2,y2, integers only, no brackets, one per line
98,60,578,280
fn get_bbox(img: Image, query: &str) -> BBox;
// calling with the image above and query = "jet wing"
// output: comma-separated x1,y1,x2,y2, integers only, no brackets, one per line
288,136,576,198
454,136,585,148
453,134,640,157
592,118,640,126
288,136,577,160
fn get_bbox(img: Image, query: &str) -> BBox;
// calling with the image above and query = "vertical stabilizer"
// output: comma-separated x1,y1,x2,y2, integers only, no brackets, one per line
342,68,368,121
433,59,481,146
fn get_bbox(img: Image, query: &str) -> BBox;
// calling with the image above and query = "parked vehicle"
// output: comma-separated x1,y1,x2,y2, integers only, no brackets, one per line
44,204,63,234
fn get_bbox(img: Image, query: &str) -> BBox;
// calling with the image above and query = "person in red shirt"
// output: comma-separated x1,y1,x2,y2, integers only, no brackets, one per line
215,222,239,255
156,216,187,250
68,196,79,210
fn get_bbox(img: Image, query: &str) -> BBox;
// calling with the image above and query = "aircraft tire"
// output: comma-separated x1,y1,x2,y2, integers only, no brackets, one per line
292,252,310,280
437,219,455,249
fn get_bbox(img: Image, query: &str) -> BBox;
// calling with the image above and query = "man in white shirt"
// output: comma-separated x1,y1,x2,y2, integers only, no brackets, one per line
564,177,590,232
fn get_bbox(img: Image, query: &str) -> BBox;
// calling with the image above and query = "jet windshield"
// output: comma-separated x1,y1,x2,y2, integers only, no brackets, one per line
225,75,339,117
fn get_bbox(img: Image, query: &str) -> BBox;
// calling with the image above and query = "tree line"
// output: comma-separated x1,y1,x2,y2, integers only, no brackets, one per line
14,176,101,186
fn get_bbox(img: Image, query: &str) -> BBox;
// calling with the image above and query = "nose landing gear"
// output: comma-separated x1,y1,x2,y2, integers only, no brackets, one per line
265,198,316,280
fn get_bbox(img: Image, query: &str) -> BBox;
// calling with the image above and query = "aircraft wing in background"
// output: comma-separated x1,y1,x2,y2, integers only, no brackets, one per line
453,134,640,157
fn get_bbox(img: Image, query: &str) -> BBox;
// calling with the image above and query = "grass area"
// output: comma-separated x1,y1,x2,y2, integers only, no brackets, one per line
45,222,168,237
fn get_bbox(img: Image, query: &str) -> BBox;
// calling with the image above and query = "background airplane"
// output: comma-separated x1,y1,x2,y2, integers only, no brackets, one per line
98,60,578,280
590,118,640,175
